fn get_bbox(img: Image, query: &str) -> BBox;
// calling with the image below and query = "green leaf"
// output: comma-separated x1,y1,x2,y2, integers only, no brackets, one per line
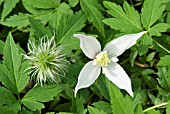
148,23,170,36
48,4,73,46
21,84,65,111
58,112,75,114
134,104,144,114
141,0,166,29
158,55,170,66
146,52,156,62
92,101,112,113
23,0,60,9
3,33,22,73
133,93,142,109
2,33,29,94
1,0,19,20
28,17,52,38
88,106,107,114
71,97,87,114
138,34,153,55
21,108,34,114
46,112,55,114
96,76,110,100
0,0,4,5
49,3,73,33
109,84,134,114
166,100,170,114
142,69,158,88
157,67,170,94
58,11,86,44
61,37,80,54
0,87,20,112
22,0,54,25
68,0,79,7
0,40,4,55
80,0,105,36
0,64,17,94
103,1,142,33
0,13,32,29
145,109,161,114
0,106,17,114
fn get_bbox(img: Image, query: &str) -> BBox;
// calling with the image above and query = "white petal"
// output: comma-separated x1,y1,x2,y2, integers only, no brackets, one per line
74,60,101,97
104,31,147,57
111,57,119,62
102,62,133,97
73,34,101,59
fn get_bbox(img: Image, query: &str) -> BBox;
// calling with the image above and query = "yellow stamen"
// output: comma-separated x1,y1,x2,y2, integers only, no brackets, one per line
95,51,111,67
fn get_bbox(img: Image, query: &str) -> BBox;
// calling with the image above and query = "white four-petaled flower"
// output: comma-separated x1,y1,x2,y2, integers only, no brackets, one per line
73,31,147,97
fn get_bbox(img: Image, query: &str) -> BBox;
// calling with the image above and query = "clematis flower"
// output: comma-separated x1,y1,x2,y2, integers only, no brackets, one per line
74,31,147,97
23,34,68,86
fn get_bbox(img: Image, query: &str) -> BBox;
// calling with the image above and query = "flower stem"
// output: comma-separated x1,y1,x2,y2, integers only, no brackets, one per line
143,102,168,112
153,39,170,54
85,92,95,105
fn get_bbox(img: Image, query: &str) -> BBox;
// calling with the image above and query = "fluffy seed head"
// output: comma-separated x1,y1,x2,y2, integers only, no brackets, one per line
23,34,68,85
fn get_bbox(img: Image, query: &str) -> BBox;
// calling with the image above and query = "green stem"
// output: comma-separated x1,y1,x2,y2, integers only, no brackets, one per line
119,58,129,65
143,102,168,112
129,0,133,5
17,93,22,114
153,40,170,54
85,92,95,105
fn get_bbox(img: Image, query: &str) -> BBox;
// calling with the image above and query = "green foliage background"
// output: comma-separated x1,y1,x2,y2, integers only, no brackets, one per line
0,0,170,113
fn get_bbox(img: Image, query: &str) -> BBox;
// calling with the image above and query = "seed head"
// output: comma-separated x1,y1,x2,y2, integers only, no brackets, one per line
23,34,68,85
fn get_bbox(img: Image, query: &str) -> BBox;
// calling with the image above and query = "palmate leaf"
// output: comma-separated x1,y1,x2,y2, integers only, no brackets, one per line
0,13,32,29
111,89,133,114
57,11,86,53
138,34,153,55
88,106,107,114
21,84,66,111
58,11,86,43
80,0,105,36
68,0,79,7
148,23,170,36
0,33,29,94
48,3,73,33
28,17,52,38
135,105,144,114
103,1,142,33
109,83,133,114
24,0,60,9
158,55,170,66
22,0,54,25
141,0,166,30
92,101,112,113
1,0,19,20
157,66,170,96
109,83,144,114
0,106,17,114
95,75,110,100
0,40,4,55
71,97,87,114
0,87,20,112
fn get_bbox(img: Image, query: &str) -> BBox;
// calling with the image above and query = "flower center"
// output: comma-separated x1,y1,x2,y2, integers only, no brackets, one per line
95,51,111,67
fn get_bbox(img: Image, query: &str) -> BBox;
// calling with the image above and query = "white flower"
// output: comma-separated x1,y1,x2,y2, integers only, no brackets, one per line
23,34,68,86
73,31,147,97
